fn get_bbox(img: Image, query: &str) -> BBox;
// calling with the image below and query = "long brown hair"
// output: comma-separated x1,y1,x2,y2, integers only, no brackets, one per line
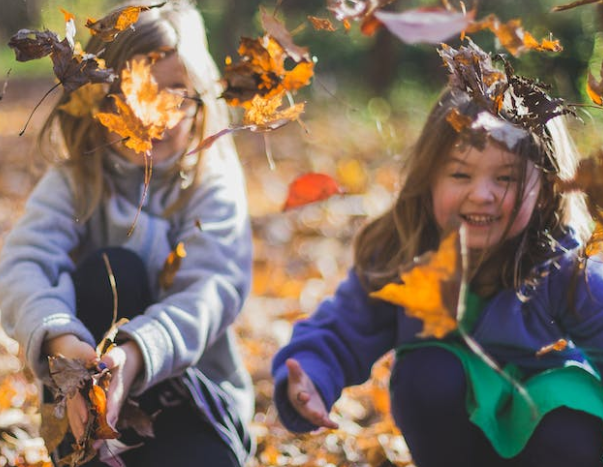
37,0,233,221
354,89,589,296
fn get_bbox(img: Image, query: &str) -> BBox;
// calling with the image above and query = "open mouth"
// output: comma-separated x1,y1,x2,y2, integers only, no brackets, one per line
460,214,499,226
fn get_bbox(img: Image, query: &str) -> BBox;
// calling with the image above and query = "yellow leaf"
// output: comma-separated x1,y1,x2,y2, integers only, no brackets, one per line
370,230,462,338
59,82,109,117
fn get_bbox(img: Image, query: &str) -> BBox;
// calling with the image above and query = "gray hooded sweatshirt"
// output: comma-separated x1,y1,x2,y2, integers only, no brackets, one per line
0,142,254,425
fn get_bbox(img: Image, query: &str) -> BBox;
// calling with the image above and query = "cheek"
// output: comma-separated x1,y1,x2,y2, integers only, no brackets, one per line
431,185,459,229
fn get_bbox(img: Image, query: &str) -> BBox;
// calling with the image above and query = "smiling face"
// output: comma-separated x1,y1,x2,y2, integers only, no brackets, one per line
109,52,202,165
431,141,541,250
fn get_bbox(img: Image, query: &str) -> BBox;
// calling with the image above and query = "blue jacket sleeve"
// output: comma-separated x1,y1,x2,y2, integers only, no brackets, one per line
271,269,397,432
552,255,603,371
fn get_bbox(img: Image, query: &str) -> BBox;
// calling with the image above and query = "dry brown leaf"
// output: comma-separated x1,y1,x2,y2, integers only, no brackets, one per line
85,3,167,42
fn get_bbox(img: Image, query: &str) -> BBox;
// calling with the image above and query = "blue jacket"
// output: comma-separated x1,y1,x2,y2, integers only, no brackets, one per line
272,234,603,432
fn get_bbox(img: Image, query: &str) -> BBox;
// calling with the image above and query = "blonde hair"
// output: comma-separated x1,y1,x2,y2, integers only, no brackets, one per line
354,89,590,295
37,0,233,220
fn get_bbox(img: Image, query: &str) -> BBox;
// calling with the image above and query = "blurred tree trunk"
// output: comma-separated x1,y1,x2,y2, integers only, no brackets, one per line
0,0,42,41
366,29,397,93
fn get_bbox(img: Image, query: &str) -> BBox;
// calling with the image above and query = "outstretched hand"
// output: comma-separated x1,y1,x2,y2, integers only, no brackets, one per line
285,358,338,430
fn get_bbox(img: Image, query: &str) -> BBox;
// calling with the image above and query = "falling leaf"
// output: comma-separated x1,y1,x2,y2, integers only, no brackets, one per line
465,15,562,56
552,0,601,12
308,16,337,31
159,242,187,289
96,58,184,154
8,29,59,61
327,0,395,36
375,7,475,45
221,12,314,107
586,222,603,257
587,64,603,106
243,92,305,127
261,8,311,62
536,338,568,357
85,3,167,42
58,82,109,117
283,173,342,211
370,229,462,338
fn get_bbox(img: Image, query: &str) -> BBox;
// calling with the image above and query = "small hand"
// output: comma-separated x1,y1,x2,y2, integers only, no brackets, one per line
285,358,338,430
44,334,98,442
100,340,144,430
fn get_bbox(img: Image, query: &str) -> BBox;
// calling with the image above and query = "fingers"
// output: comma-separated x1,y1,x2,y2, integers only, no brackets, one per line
285,358,304,383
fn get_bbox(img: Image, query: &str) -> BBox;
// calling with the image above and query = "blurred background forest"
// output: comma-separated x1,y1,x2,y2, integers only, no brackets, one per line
2,1,603,466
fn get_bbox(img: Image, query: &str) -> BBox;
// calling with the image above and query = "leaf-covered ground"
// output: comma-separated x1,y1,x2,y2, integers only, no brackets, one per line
0,78,418,467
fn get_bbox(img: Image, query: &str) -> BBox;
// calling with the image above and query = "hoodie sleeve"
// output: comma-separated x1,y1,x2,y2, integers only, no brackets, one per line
0,168,91,384
116,148,253,395
271,269,397,432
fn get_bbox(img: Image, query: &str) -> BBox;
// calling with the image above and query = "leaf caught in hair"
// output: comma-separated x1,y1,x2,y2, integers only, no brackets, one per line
465,15,562,56
96,58,184,154
221,11,314,106
85,2,167,42
159,242,187,289
535,338,568,357
283,173,342,211
375,7,474,45
370,229,463,338
552,0,601,12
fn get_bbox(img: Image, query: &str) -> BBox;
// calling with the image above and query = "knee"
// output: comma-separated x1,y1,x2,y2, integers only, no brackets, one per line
520,407,603,467
390,347,467,419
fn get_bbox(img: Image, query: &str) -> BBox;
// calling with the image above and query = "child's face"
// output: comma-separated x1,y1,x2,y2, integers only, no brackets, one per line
431,141,541,250
109,53,200,165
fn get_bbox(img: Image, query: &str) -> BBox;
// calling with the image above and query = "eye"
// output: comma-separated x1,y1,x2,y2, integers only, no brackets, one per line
497,174,517,183
450,172,470,179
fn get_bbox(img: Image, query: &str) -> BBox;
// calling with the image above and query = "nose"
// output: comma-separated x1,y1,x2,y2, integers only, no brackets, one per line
467,177,497,204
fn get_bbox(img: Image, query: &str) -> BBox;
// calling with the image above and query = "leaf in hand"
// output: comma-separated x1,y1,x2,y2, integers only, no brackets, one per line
48,355,91,400
117,399,157,438
85,3,167,42
40,402,70,453
370,229,463,338
96,58,184,154
375,7,475,45
159,242,187,289
88,385,119,440
283,173,342,211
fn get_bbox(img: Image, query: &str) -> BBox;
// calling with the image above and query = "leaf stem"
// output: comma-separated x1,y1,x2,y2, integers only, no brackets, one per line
19,81,61,136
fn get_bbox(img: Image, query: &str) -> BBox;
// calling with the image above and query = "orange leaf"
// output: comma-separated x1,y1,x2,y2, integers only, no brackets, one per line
242,92,305,127
283,173,342,211
370,230,462,338
58,82,109,117
88,385,119,440
308,16,337,32
587,67,603,106
159,242,187,289
535,338,568,357
85,3,167,42
96,58,184,154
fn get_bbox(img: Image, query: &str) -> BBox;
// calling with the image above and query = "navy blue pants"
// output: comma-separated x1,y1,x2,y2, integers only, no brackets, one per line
55,247,240,467
390,347,603,467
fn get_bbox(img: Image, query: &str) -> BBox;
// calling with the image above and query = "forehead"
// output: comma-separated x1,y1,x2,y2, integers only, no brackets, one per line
447,141,521,169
